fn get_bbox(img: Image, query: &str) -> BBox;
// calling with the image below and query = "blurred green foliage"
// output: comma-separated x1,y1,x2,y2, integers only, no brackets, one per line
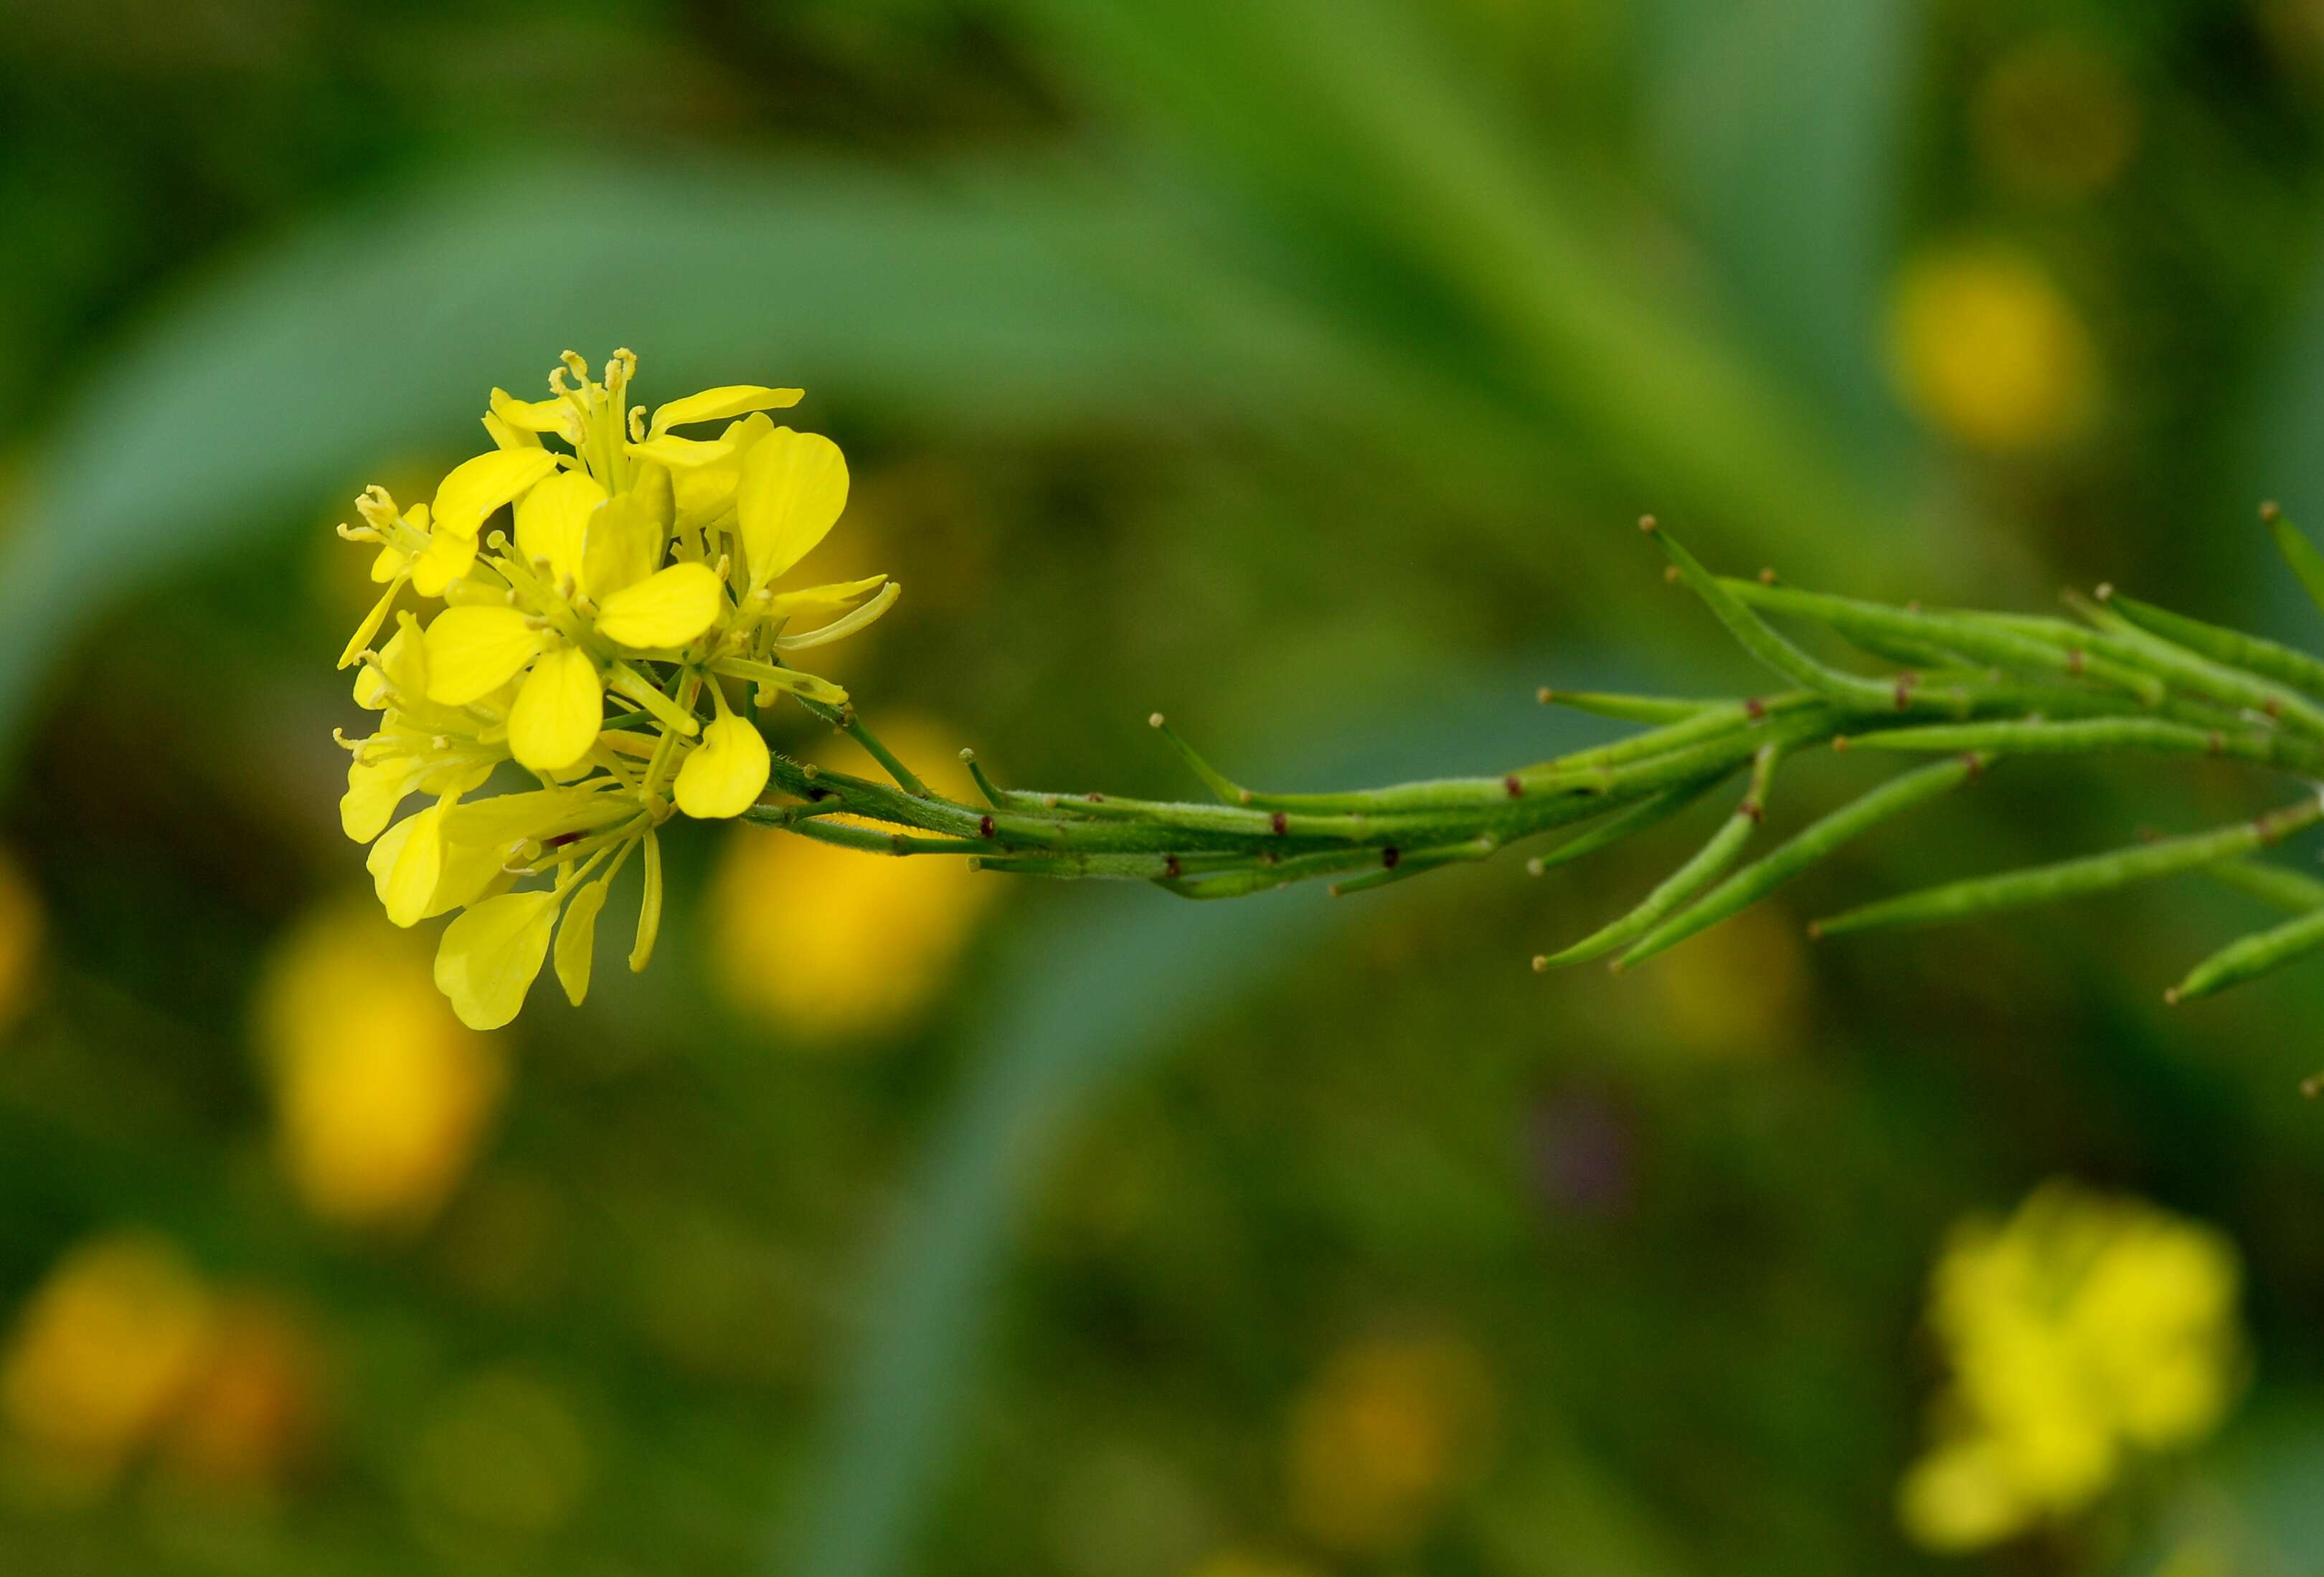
8,1,2324,1574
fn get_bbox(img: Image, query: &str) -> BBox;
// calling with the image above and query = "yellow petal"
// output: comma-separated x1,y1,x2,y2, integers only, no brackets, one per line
369,543,410,584
625,432,737,470
553,879,610,1006
408,526,478,600
440,784,625,849
507,645,604,772
513,470,606,587
649,384,803,435
594,562,723,650
736,427,848,589
422,607,544,706
774,579,899,651
430,449,559,541
762,574,887,627
674,714,771,820
489,387,572,434
629,830,663,974
578,489,664,603
376,805,445,928
338,579,405,669
433,891,561,1030
341,758,419,843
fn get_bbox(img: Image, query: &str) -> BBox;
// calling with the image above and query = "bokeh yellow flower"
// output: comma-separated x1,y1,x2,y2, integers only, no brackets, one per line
1898,1182,2244,1553
255,901,506,1229
0,1231,214,1492
1888,247,2099,453
708,716,997,1041
1284,1332,1493,1555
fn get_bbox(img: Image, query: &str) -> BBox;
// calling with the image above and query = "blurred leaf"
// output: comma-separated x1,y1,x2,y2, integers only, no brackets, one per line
1004,0,1919,575
1638,0,1923,453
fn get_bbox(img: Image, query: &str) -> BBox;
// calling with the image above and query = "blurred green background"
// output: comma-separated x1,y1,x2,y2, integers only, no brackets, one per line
5,0,2324,1572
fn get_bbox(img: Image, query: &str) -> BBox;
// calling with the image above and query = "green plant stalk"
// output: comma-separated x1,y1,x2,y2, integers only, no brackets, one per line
732,524,2324,1006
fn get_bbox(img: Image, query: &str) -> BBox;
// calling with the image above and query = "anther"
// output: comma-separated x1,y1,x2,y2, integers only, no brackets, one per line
2262,500,2284,524
1536,686,1554,705
1637,514,1658,534
1663,564,1681,584
1148,711,1166,729
1531,955,1549,972
802,764,820,781
1757,567,1777,584
431,735,452,752
1525,856,1546,876
1806,921,1825,941
959,748,976,762
2094,582,2115,602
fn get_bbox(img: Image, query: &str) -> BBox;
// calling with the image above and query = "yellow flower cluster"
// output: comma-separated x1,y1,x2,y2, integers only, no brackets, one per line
334,351,894,1028
1898,1182,2244,1553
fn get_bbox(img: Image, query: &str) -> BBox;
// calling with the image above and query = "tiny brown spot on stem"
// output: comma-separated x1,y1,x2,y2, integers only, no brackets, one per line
978,815,996,839
1504,774,1524,797
2067,648,2086,675
1270,811,1288,835
1740,800,1765,823
2262,500,2284,524
1381,847,1401,869
1744,696,1767,721
1164,854,1182,879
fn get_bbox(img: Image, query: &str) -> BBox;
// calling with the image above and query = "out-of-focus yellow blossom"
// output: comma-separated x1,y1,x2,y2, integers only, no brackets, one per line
0,844,43,1036
332,351,898,1027
1971,37,2140,199
0,1232,214,1488
708,716,996,1040
1285,1333,1493,1555
256,903,505,1229
1898,1182,2244,1554
1888,247,2099,453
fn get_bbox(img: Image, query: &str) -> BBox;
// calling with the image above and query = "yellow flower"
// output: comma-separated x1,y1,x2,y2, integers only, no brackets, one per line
255,902,506,1228
1888,246,2099,453
331,351,899,1025
1,1232,214,1487
707,717,996,1038
1284,1334,1493,1555
1898,1182,2244,1553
